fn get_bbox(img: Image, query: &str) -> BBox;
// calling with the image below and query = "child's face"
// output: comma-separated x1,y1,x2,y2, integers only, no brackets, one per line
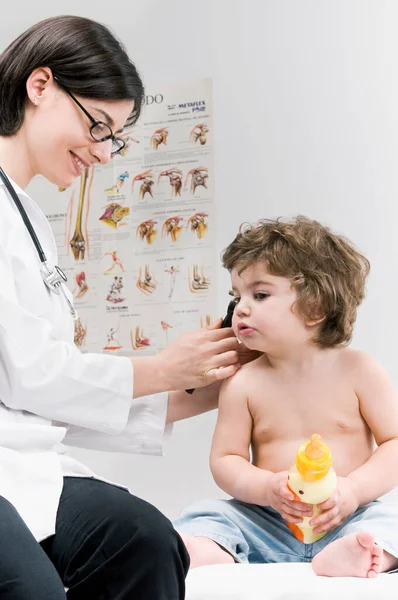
230,262,313,353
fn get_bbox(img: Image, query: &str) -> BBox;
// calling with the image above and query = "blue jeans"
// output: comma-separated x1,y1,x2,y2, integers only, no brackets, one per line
174,497,398,568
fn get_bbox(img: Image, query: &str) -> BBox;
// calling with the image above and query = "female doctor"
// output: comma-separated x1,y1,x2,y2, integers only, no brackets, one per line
0,15,241,600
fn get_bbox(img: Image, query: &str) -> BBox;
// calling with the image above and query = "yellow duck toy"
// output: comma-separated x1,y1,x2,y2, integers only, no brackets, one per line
287,434,337,544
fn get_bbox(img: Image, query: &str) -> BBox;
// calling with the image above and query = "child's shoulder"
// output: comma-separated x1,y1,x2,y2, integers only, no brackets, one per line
221,354,267,391
336,347,381,374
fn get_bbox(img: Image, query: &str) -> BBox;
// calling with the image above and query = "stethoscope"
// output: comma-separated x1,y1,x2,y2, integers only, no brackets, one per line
0,167,79,321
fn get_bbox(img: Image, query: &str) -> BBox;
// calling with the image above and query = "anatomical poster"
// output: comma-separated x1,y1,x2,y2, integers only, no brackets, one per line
30,78,216,356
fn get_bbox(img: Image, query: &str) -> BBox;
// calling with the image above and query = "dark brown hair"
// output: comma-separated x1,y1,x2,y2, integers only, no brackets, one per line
0,15,144,135
222,216,370,348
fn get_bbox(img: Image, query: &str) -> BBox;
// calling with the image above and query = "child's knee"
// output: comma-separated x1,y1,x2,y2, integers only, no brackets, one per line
180,534,235,569
174,498,230,525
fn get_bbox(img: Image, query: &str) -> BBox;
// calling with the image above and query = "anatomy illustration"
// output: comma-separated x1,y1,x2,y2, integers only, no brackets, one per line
99,202,130,229
74,318,87,349
132,169,154,200
104,250,125,274
106,276,125,304
165,265,179,299
150,127,168,150
136,265,157,296
73,271,89,300
162,216,184,242
103,327,122,351
67,167,94,261
160,320,173,343
137,219,157,245
158,168,183,197
187,212,208,239
200,314,212,328
188,265,210,293
184,166,208,195
119,131,139,157
104,171,129,194
130,326,150,350
190,123,209,145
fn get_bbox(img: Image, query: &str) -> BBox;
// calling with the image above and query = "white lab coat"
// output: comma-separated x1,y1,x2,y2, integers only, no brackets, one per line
0,175,171,542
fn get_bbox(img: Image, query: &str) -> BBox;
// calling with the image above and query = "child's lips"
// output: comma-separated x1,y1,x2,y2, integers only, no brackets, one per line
237,323,255,335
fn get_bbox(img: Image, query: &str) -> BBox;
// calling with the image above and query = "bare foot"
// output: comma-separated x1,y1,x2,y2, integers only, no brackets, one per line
312,532,383,578
179,534,235,569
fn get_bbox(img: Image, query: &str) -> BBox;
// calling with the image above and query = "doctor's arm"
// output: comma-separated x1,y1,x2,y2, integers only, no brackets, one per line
62,383,221,454
0,242,238,436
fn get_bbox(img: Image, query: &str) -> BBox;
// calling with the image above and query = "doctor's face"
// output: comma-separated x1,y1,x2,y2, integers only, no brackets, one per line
25,76,134,189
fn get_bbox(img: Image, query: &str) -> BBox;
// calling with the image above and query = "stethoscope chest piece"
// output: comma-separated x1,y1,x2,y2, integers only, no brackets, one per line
41,263,68,294
0,167,79,321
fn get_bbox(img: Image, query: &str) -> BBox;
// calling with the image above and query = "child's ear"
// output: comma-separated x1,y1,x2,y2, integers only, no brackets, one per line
305,314,326,327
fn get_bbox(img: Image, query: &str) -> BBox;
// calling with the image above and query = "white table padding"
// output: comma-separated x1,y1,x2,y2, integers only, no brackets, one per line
186,562,398,599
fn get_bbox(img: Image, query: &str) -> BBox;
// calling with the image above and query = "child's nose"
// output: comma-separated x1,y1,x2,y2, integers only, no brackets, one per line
235,300,251,317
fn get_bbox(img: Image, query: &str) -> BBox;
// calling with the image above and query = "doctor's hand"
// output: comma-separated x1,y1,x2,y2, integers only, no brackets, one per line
158,318,240,390
236,341,263,366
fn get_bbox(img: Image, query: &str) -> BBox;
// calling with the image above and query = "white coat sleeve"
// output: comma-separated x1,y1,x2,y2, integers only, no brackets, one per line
0,243,135,435
60,392,173,456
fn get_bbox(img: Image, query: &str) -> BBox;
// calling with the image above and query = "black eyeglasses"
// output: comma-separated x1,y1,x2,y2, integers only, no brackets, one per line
53,76,126,156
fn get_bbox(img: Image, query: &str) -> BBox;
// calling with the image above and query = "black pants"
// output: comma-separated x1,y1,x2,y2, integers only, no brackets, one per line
0,477,189,599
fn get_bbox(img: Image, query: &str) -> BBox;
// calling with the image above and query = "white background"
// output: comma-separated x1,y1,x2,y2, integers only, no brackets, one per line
2,0,398,515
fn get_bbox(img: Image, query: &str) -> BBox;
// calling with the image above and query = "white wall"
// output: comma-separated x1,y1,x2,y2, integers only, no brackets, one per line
3,0,398,514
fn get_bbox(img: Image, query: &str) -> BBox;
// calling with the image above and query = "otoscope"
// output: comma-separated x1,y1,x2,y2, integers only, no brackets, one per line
186,299,237,394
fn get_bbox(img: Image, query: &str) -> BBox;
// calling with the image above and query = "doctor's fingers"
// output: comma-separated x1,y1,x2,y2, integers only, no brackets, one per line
210,336,240,355
209,350,239,370
203,326,237,342
205,363,241,384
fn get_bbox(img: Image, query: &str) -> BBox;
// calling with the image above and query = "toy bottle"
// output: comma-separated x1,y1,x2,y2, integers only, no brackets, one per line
286,433,337,543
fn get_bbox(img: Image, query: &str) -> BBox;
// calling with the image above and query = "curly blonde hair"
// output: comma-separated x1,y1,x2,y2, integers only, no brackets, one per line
222,216,370,348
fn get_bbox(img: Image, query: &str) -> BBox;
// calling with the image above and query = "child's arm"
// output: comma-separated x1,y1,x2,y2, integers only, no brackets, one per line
310,352,398,534
347,352,398,504
210,370,270,504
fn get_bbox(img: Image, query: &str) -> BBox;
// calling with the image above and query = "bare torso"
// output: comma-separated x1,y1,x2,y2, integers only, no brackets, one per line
245,349,374,476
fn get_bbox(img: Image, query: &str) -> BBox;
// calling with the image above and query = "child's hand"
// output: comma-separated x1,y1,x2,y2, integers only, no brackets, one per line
310,476,359,534
267,471,313,523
